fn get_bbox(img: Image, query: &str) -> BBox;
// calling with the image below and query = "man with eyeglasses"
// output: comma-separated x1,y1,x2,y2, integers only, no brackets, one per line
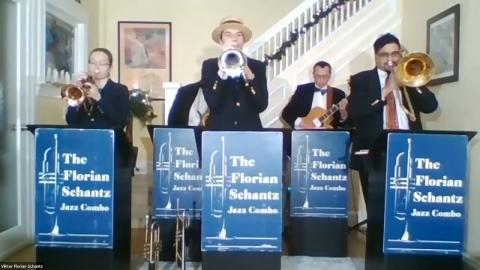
346,33,438,204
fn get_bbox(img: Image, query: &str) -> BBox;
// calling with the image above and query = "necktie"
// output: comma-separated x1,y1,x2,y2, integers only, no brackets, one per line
385,76,399,129
314,88,327,95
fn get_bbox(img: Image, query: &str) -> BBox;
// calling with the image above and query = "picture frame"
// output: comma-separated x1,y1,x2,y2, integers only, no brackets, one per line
426,4,460,85
118,21,172,99
40,0,87,97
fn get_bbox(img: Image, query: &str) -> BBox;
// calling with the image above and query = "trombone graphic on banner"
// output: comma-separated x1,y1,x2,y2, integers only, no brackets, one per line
38,134,64,235
156,132,173,210
293,134,311,209
205,136,231,239
390,138,416,242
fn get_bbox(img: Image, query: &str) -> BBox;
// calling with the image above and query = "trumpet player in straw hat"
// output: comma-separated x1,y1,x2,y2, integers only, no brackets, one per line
200,17,268,130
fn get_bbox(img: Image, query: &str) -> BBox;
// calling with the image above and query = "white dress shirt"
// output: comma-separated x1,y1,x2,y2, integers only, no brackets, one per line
377,69,409,130
188,88,209,126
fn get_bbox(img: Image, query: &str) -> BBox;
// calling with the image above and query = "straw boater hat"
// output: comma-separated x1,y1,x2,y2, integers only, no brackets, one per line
211,17,252,44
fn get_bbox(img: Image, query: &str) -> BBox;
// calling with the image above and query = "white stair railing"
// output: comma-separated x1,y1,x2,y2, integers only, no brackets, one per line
245,0,373,81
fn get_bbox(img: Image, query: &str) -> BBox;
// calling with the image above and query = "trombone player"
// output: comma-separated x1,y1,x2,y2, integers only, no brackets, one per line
201,17,268,130
347,33,438,204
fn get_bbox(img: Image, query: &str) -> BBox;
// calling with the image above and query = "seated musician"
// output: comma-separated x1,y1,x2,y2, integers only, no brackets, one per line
281,61,348,129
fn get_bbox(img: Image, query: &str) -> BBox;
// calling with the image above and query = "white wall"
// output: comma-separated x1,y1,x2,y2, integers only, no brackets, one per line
402,0,480,257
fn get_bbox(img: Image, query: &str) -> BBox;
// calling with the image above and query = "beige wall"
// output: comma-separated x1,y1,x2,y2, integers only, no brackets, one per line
402,0,480,257
35,96,65,124
82,0,100,51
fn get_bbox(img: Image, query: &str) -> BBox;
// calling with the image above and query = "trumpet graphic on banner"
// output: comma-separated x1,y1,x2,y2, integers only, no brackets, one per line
38,134,64,235
205,136,231,239
390,138,415,241
293,134,310,209
156,132,173,209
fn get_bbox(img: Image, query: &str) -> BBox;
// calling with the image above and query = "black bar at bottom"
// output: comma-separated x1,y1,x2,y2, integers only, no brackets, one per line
158,218,202,262
202,251,281,270
288,217,347,257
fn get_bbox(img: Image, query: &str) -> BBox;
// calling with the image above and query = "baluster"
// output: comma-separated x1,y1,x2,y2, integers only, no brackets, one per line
274,32,282,76
287,23,292,67
294,17,299,62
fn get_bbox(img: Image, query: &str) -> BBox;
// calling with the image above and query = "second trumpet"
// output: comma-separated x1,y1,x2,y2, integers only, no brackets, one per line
60,76,94,107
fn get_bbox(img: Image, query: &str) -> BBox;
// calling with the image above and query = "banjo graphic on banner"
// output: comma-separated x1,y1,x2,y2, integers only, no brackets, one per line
35,128,115,248
201,131,283,252
153,128,202,219
383,133,468,255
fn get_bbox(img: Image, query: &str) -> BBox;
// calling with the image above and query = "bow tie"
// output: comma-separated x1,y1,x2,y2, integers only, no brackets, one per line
314,88,327,95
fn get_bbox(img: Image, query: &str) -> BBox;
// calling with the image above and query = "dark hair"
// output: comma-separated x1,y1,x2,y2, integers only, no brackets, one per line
89,48,113,67
313,61,332,73
373,33,400,53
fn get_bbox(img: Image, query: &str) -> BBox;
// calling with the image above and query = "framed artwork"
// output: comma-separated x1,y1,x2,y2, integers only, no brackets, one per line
118,21,172,99
426,4,460,85
46,12,74,76
40,0,87,97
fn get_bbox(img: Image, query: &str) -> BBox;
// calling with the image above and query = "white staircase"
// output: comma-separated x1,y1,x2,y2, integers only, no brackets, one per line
245,0,402,127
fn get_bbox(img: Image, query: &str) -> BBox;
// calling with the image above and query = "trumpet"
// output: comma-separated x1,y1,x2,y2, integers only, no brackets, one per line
143,214,161,270
218,49,248,78
60,75,94,107
392,51,435,121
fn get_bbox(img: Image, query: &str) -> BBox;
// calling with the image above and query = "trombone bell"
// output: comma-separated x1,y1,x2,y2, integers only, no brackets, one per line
394,52,435,88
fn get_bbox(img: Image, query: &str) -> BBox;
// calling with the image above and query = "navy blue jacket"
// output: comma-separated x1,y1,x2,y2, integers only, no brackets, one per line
66,79,130,129
200,57,268,130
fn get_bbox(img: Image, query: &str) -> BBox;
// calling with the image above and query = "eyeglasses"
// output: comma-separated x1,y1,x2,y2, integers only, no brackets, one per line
376,51,401,59
88,62,110,67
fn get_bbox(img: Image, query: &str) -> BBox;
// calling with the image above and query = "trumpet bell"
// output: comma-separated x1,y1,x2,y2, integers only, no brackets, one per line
61,85,86,107
394,52,435,87
218,49,247,78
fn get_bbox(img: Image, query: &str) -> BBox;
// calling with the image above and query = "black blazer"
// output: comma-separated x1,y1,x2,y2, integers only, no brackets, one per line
168,82,201,127
66,79,130,129
347,68,438,169
281,83,346,128
200,57,268,130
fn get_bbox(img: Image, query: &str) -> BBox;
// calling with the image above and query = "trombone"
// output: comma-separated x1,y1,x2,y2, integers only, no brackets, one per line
393,51,436,122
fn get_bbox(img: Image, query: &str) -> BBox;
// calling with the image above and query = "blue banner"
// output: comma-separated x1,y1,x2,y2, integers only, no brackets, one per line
290,131,349,218
153,128,202,219
383,133,467,255
35,128,114,248
201,131,283,252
